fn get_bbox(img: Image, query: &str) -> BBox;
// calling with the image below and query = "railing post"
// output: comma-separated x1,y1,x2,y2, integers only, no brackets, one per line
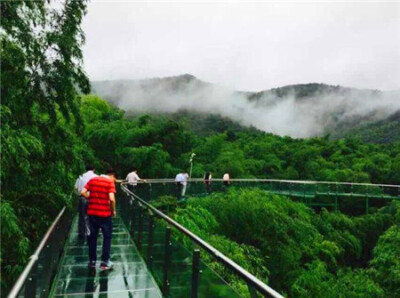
246,282,259,298
148,183,152,202
313,183,316,204
191,249,200,298
163,227,172,296
366,185,370,214
137,203,144,250
147,214,155,269
42,242,51,296
334,183,339,211
334,195,338,212
25,260,38,298
130,198,136,237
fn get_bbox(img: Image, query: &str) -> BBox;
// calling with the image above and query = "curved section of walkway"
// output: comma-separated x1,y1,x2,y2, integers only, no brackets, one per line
50,216,162,297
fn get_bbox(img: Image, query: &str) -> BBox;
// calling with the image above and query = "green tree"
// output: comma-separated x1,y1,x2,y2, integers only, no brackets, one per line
1,0,89,293
369,209,400,296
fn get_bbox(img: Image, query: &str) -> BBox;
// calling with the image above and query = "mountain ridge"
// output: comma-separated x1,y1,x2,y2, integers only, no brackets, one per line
91,74,400,140
92,73,386,95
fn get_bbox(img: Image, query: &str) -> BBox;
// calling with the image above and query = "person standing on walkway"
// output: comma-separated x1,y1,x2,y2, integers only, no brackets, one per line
81,169,117,270
175,171,184,198
181,170,189,197
125,168,145,192
223,172,231,187
204,171,212,193
74,165,97,239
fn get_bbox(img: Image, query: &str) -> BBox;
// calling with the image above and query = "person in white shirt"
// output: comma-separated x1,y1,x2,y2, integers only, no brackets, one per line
181,171,189,197
74,165,98,239
223,173,231,187
175,171,188,198
175,172,184,183
126,169,144,192
175,172,183,197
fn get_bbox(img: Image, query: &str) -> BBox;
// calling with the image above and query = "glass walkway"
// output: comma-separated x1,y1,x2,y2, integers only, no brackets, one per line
8,182,283,298
8,179,400,298
50,215,162,297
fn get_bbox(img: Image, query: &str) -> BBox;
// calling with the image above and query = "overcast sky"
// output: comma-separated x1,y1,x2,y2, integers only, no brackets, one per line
82,1,400,91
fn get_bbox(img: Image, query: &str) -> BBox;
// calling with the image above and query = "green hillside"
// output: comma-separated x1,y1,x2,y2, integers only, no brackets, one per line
92,76,399,140
126,109,261,136
248,83,358,101
332,111,400,143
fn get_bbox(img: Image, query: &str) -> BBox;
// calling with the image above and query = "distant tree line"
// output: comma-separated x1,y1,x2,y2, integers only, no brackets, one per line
81,95,400,186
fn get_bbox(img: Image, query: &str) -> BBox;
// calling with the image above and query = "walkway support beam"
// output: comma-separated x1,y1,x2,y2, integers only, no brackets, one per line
162,226,172,296
191,249,201,298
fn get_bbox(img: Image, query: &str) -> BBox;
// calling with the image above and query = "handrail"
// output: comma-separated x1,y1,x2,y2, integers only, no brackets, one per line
121,185,284,298
7,207,66,298
120,178,400,189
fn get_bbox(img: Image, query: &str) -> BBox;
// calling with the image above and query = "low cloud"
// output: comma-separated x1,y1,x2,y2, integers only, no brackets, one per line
92,76,400,138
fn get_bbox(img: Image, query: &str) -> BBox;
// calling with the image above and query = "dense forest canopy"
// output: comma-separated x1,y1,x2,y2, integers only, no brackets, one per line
166,189,400,297
80,95,400,185
1,0,91,292
1,1,400,297
331,110,400,143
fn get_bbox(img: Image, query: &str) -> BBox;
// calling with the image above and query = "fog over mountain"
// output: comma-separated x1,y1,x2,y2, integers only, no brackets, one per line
91,74,400,138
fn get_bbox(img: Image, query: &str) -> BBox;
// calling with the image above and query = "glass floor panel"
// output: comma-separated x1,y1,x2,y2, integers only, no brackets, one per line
50,215,162,298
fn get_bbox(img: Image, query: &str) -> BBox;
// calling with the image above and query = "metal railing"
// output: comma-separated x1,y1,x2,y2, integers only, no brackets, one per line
121,179,400,214
8,207,72,298
121,184,283,298
122,178,400,188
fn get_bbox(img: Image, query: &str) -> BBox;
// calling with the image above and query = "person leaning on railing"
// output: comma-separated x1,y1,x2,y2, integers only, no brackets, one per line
125,168,146,192
204,171,212,193
175,170,189,199
223,172,231,187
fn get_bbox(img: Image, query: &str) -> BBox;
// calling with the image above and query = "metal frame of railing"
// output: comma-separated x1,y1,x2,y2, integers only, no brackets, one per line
121,184,284,298
121,178,400,214
7,207,67,298
121,178,400,189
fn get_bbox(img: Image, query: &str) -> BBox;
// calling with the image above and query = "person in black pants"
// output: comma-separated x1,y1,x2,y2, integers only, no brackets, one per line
204,172,212,193
81,169,117,270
